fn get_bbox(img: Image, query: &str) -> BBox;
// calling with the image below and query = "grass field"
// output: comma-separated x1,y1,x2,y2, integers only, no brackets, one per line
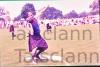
0,24,100,67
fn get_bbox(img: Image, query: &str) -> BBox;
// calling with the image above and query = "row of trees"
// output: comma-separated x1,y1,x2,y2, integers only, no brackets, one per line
0,0,99,21
40,7,63,19
89,0,99,15
0,0,97,20
40,0,99,19
40,7,89,19
18,4,90,20
0,6,11,22
0,7,6,16
15,0,99,20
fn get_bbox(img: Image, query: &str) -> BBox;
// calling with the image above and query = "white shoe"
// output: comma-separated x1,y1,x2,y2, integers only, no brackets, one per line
32,60,37,64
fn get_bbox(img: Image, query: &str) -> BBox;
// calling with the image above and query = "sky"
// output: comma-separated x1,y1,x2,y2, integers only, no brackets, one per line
0,0,94,19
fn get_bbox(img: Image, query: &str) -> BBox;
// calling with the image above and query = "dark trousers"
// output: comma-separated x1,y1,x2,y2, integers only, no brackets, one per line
33,47,47,59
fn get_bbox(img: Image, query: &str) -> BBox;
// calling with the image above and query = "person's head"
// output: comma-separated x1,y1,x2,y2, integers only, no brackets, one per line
21,3,36,20
28,12,34,18
26,11,34,22
0,18,5,23
26,11,37,23
28,11,33,16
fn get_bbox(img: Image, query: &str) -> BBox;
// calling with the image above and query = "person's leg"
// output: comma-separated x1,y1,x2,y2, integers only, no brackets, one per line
28,35,33,52
11,31,14,40
35,47,47,59
33,37,48,60
49,29,51,33
29,40,33,52
12,31,15,36
50,29,52,33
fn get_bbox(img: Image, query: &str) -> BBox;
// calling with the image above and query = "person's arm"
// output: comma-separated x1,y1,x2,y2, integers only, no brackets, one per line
27,23,34,35
35,5,49,19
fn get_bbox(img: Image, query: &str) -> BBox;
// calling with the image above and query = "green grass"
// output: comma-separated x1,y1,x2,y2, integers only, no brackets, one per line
0,24,100,67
